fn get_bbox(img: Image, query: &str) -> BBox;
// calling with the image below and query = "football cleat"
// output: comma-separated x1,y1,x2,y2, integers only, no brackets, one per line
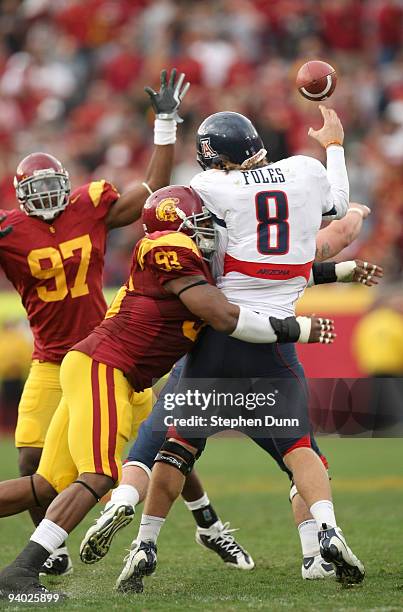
319,524,365,585
39,547,73,576
80,502,135,564
302,554,335,580
195,521,254,570
0,565,66,600
115,540,157,594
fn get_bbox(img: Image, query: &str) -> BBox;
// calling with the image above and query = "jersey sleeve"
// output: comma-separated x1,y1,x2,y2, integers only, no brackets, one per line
138,233,207,286
0,210,16,256
79,180,120,220
148,246,207,286
301,152,349,220
190,170,228,223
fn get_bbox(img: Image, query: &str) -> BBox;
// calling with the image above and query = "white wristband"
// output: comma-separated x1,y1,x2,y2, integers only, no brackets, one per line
296,316,311,343
230,306,277,344
154,118,177,145
335,260,356,282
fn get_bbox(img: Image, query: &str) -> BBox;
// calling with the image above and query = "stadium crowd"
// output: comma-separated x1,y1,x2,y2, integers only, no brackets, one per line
0,0,402,287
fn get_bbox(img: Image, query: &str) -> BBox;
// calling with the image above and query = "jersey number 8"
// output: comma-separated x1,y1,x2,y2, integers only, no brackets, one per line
255,190,289,255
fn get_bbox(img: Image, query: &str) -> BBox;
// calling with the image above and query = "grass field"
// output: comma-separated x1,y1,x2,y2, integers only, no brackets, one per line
0,435,402,611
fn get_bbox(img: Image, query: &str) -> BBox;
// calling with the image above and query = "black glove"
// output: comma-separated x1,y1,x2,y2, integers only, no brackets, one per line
0,215,12,239
145,68,190,123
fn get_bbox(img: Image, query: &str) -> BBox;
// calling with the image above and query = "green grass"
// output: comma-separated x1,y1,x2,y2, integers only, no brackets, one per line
0,436,403,611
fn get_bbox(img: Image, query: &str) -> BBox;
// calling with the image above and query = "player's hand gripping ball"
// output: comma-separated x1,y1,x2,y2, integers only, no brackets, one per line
296,60,337,101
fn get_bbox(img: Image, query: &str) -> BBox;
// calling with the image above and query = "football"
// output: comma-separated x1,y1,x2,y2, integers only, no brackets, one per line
296,60,337,101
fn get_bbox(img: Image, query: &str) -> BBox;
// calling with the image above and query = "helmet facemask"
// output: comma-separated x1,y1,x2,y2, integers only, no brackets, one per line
15,169,71,221
176,206,217,262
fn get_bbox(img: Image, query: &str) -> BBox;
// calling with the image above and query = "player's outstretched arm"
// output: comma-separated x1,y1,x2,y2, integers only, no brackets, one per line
0,214,12,239
106,69,190,230
309,259,383,287
309,105,349,220
316,203,370,261
164,275,335,344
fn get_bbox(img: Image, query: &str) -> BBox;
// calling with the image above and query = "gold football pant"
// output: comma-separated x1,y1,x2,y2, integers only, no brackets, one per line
15,360,62,448
37,351,152,493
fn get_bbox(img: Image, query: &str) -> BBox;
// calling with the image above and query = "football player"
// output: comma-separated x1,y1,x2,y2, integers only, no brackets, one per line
0,186,333,599
80,204,381,580
0,67,189,576
116,106,369,592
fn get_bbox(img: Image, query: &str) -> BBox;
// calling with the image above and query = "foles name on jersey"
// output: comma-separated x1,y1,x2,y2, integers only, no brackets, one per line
241,167,285,186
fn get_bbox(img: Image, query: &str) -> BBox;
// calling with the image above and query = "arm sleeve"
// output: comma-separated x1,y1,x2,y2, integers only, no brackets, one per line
146,246,208,287
306,147,349,220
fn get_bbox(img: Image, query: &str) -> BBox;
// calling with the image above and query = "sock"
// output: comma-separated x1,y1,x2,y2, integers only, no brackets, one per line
309,500,336,530
30,519,68,554
137,514,165,544
298,520,320,558
13,541,52,572
110,484,140,508
184,493,219,529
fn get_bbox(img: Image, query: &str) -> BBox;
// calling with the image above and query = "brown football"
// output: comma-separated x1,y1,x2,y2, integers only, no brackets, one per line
296,60,337,101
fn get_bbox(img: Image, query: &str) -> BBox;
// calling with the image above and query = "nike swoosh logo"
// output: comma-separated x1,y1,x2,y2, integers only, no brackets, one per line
303,557,314,569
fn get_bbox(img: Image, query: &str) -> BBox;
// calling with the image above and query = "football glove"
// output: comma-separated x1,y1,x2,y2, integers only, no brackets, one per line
145,68,190,123
0,215,12,239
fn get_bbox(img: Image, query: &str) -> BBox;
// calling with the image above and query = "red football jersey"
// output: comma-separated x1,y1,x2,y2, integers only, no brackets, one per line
74,231,213,391
0,180,119,363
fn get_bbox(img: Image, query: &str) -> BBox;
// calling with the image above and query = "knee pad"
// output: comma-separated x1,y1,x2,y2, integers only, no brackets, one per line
154,440,196,476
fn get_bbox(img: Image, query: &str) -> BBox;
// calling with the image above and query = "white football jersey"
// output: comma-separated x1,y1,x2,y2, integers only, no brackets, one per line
191,154,348,318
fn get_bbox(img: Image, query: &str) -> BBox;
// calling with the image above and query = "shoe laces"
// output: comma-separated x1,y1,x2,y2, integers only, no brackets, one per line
33,583,50,593
43,554,63,568
207,522,244,556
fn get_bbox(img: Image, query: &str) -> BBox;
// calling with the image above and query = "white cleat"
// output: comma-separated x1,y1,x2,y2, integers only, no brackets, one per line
319,524,365,585
115,540,157,594
196,521,255,570
302,554,335,580
80,502,135,564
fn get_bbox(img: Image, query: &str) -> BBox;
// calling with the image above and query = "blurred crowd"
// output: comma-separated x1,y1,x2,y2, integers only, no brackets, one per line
0,0,402,287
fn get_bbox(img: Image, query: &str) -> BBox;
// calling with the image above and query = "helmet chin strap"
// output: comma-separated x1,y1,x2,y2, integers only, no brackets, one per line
240,148,267,170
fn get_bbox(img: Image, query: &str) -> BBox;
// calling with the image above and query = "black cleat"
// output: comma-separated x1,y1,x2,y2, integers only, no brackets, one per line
319,523,365,585
0,564,66,601
115,541,157,594
40,548,73,576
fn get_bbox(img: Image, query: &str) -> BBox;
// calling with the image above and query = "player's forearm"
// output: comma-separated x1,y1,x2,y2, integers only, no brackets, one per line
105,129,175,229
326,145,349,219
145,118,177,191
229,307,314,344
308,260,361,286
145,142,175,193
315,209,363,262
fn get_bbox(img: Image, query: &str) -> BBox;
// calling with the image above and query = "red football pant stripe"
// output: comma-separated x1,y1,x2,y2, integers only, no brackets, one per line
91,360,103,474
106,365,119,482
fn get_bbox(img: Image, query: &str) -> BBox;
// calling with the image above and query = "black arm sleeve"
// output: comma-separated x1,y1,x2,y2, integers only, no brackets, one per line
312,262,337,285
269,316,301,343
